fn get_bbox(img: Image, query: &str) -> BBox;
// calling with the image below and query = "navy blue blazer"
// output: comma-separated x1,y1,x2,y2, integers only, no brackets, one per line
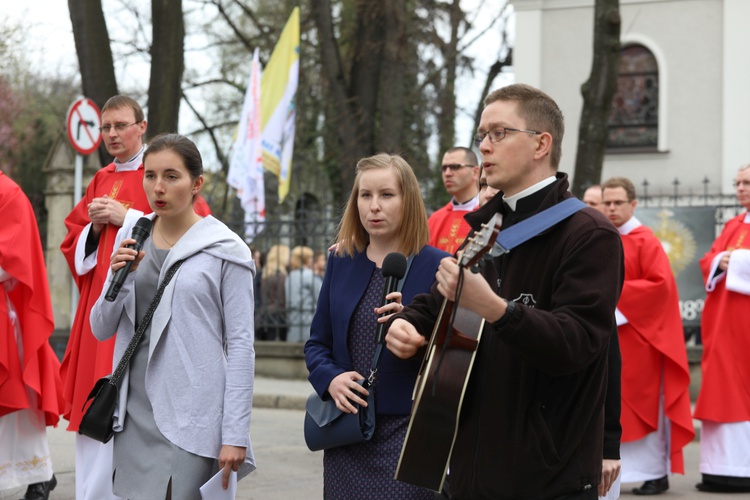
304,245,448,415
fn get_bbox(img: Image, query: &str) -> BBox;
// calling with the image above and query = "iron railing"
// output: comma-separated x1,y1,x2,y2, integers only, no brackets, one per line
251,186,744,344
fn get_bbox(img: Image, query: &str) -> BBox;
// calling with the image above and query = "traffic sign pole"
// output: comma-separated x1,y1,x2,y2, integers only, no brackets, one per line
65,97,103,325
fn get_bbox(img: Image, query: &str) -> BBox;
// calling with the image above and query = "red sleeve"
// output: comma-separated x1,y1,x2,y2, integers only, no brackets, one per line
194,194,212,216
60,173,101,288
0,174,63,425
699,215,743,282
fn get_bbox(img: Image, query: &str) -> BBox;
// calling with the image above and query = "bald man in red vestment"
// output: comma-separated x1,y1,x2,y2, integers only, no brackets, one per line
693,164,750,493
601,177,694,496
1,172,63,499
427,147,480,254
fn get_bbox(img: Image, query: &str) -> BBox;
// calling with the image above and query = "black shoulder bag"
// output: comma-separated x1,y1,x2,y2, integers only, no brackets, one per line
78,260,184,443
304,255,414,451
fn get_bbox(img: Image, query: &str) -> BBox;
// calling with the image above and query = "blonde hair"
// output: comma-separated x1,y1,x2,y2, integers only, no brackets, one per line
336,153,429,257
262,244,290,278
289,246,314,270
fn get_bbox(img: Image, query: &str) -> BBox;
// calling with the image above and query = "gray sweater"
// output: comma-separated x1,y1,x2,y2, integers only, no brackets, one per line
90,214,256,478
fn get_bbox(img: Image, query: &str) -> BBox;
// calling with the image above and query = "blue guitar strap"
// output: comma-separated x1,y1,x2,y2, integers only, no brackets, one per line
491,197,587,256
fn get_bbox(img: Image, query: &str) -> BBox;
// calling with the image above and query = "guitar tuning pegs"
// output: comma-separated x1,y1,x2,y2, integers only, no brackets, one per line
470,261,483,274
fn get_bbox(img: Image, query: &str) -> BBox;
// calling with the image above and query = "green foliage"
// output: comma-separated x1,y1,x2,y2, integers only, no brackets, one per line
0,18,79,241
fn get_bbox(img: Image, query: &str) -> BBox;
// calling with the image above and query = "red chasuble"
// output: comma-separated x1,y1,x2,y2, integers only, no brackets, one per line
0,172,64,426
694,213,750,423
617,225,695,473
427,202,474,255
59,163,211,430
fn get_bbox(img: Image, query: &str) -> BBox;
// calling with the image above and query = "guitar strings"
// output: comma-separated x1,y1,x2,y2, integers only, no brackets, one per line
430,265,465,397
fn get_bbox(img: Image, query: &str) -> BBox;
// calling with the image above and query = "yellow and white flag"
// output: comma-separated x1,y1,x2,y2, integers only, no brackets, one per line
261,7,299,202
228,48,264,240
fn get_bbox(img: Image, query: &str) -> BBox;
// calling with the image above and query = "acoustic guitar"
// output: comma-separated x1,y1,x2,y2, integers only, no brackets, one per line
395,214,502,492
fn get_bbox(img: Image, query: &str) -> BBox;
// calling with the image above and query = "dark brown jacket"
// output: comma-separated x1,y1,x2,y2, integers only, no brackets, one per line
401,174,624,499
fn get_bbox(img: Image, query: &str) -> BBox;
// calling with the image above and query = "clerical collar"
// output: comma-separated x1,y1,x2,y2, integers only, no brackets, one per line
617,216,642,235
744,211,750,223
114,146,145,172
503,176,556,211
451,195,480,211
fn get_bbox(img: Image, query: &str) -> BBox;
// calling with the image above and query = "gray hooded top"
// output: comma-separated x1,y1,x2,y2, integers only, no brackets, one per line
90,214,256,478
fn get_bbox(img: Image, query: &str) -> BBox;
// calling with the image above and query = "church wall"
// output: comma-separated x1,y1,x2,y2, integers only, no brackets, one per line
513,0,725,195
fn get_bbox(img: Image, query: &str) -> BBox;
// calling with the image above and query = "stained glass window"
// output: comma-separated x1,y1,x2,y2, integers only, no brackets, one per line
607,44,659,150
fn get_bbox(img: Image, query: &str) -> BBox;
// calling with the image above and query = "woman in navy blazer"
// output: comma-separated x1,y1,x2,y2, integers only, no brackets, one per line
305,153,448,499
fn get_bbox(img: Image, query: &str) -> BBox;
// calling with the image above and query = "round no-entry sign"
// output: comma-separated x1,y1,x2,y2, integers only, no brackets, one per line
66,97,102,155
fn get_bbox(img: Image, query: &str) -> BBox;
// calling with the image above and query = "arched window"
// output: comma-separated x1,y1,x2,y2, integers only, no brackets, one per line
607,44,659,151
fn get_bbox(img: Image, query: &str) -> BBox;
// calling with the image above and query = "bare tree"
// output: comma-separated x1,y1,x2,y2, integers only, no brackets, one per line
312,0,388,197
69,0,187,140
68,0,119,164
572,0,621,196
436,0,462,157
147,0,185,136
377,1,408,153
1,17,79,233
67,0,513,212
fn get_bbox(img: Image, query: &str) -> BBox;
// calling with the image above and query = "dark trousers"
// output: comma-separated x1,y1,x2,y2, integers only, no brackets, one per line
435,485,598,500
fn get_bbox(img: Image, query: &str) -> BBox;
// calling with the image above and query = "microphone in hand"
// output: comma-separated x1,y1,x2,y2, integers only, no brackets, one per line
105,217,153,302
374,252,408,344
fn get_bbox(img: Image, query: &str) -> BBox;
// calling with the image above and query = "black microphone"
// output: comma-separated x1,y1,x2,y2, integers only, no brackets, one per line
105,217,153,302
374,252,408,344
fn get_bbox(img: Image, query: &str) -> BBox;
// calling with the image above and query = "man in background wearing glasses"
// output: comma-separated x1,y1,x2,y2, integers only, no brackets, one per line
59,95,151,500
427,147,480,254
601,176,694,496
387,83,623,498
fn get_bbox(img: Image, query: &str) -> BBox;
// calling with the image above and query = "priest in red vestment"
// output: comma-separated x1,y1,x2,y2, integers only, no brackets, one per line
427,147,480,254
693,165,750,493
602,177,694,496
59,95,209,500
1,171,63,499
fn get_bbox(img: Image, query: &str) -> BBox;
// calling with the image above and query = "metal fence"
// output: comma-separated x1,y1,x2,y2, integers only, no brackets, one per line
250,215,339,342
636,178,743,234
634,186,743,344
250,187,744,344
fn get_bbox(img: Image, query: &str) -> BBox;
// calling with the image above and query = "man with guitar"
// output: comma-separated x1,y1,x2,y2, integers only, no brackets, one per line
386,83,624,499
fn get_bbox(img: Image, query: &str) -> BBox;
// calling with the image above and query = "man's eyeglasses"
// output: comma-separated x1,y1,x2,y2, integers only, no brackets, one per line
440,163,475,173
602,200,631,208
99,122,140,134
473,127,541,147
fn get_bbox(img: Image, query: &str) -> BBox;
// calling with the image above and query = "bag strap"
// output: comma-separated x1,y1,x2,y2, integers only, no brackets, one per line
109,259,184,386
396,255,414,294
365,254,416,387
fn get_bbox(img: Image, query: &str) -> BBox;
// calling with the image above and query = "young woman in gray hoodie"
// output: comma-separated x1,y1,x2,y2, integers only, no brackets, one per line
91,134,255,499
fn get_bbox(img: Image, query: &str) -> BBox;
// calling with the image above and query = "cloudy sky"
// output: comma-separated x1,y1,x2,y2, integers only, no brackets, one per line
4,3,79,75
